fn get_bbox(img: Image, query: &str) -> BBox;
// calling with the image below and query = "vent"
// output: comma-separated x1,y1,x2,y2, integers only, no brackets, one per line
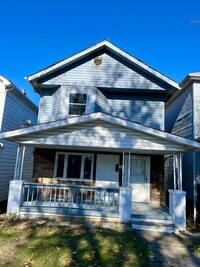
93,57,103,67
19,120,32,128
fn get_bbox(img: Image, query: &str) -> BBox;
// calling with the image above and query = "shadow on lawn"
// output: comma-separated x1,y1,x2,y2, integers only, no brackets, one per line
16,220,149,267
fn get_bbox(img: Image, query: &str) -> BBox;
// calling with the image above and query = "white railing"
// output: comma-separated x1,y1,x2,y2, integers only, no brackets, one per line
22,182,119,212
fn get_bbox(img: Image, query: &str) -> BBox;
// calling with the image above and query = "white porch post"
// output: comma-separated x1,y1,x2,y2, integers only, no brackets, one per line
14,145,26,180
7,180,24,215
128,151,131,185
119,186,132,223
122,151,125,186
122,151,131,187
169,152,186,231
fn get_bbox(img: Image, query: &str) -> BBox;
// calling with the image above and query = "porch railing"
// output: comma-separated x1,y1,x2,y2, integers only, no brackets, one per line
22,182,119,212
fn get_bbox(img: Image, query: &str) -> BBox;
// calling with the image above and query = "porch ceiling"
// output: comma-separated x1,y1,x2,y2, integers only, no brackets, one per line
0,113,200,154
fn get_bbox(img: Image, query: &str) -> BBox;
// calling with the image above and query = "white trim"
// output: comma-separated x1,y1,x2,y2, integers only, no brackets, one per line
1,112,200,151
54,152,94,180
0,84,7,131
68,93,87,116
26,41,180,90
122,151,125,186
19,146,26,180
173,153,176,190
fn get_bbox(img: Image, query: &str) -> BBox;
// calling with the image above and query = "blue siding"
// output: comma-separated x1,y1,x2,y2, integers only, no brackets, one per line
0,89,37,201
37,52,168,130
182,153,194,201
166,85,193,139
2,91,37,131
39,52,168,90
107,98,164,130
95,89,108,113
194,82,200,140
38,88,61,124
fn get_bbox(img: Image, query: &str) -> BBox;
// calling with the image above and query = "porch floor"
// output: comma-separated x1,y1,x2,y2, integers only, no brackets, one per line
132,202,172,221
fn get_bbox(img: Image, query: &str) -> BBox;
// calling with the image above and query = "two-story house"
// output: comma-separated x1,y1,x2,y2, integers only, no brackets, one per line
0,75,38,210
1,41,200,231
165,73,200,222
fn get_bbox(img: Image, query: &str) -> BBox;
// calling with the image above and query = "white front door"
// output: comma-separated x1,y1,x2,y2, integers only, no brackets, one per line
129,156,150,202
95,154,119,187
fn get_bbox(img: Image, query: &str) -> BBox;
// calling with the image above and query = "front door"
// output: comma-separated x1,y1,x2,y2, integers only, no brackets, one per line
129,156,150,202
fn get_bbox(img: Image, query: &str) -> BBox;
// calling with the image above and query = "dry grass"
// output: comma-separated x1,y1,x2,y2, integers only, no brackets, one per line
0,218,150,267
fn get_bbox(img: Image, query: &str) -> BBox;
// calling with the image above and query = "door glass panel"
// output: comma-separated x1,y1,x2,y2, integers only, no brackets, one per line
56,154,65,177
67,155,82,178
130,159,146,183
83,155,92,179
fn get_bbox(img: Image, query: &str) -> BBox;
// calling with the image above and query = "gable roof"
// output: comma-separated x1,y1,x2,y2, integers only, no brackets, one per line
0,112,199,152
26,40,180,91
0,75,38,111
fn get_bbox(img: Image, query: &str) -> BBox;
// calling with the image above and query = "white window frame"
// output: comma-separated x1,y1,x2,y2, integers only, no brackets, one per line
68,93,87,116
54,152,94,181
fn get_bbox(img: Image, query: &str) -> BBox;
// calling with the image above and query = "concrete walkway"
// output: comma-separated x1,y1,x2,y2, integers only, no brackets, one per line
137,230,200,267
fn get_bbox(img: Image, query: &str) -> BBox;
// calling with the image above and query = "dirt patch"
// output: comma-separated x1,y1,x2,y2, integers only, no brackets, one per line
0,237,27,267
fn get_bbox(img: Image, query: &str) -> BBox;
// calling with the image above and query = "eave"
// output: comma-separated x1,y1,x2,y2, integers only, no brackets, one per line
25,41,180,92
0,112,200,152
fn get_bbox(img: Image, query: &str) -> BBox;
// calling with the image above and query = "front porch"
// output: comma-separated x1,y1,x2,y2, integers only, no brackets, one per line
2,113,200,232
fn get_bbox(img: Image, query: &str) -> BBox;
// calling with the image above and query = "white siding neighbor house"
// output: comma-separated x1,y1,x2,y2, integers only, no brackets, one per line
1,41,200,232
0,75,38,207
166,73,200,221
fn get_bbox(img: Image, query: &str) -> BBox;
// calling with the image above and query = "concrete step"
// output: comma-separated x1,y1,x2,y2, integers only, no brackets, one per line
131,216,179,234
132,216,173,225
132,220,179,234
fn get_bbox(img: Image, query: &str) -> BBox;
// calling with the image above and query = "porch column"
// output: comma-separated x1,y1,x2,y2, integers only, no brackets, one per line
119,186,132,223
7,180,24,215
173,152,183,190
122,151,131,187
169,152,186,231
14,145,26,180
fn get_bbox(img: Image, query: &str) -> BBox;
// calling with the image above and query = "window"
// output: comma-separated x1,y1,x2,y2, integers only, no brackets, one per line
54,152,93,180
69,93,87,115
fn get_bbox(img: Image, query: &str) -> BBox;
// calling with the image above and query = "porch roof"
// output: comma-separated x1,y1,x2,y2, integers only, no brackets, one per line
0,112,200,154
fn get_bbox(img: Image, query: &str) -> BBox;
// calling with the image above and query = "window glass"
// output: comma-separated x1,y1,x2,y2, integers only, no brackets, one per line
69,93,87,104
69,93,87,115
83,155,92,179
56,154,65,177
69,104,86,115
67,155,82,178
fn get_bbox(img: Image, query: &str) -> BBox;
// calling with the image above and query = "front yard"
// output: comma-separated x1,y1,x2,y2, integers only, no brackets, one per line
0,216,149,267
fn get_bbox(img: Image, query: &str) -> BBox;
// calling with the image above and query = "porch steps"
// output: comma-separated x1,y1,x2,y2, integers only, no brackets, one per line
131,216,179,234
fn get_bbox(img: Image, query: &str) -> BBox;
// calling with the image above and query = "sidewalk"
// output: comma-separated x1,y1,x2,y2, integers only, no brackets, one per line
137,230,200,267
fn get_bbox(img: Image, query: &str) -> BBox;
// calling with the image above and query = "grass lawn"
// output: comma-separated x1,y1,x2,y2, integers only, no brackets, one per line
0,217,150,267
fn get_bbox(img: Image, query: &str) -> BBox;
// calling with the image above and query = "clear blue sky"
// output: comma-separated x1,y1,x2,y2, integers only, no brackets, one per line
1,0,200,106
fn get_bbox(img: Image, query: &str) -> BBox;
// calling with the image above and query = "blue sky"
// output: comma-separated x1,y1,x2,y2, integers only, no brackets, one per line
1,0,200,105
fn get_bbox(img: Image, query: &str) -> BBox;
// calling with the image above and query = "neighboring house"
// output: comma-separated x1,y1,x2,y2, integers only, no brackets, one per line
165,73,200,221
1,41,200,232
0,75,38,205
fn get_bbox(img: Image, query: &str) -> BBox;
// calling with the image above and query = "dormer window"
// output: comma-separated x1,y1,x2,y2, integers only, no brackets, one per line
69,93,87,115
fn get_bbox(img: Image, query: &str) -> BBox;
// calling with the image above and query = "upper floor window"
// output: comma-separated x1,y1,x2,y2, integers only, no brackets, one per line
69,93,87,115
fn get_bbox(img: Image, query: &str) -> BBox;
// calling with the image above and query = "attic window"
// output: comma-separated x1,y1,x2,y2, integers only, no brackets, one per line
93,57,103,67
69,93,87,115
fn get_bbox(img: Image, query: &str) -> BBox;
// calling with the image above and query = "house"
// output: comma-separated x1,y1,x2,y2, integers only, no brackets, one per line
0,75,38,209
165,73,200,222
1,41,200,232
